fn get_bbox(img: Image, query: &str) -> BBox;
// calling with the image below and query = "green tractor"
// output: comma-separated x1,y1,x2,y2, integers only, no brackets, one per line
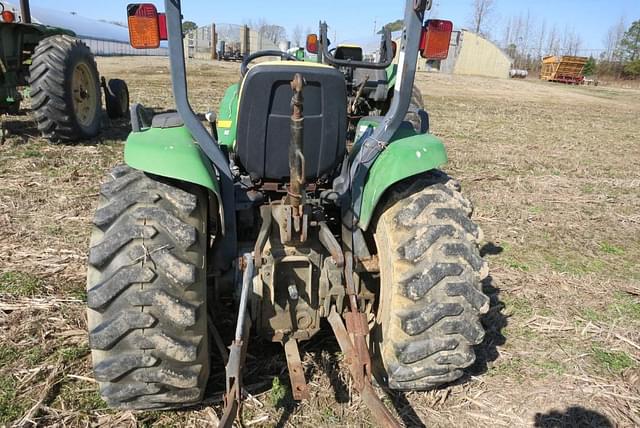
0,0,129,141
87,1,488,424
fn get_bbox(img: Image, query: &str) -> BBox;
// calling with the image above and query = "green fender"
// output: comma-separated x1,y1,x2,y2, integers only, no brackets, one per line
124,125,223,216
216,83,239,150
357,124,448,230
386,63,397,90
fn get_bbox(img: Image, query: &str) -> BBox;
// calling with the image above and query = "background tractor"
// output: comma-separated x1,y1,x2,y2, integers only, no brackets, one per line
86,0,489,424
0,0,129,141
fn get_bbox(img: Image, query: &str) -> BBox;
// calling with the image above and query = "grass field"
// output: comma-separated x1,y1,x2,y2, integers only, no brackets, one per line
1,56,639,427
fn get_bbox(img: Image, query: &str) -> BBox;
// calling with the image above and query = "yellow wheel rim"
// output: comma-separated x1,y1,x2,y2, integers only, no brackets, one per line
71,62,98,127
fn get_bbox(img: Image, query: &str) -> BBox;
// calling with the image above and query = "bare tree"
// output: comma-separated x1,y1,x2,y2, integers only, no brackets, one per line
507,13,524,48
547,24,559,56
560,25,582,56
520,10,532,56
536,18,547,59
264,25,287,44
569,33,583,56
291,25,303,47
502,16,512,48
247,18,287,44
468,0,495,38
603,16,626,61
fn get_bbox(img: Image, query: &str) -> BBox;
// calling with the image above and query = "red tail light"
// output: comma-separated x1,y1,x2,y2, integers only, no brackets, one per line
420,19,453,60
158,13,168,40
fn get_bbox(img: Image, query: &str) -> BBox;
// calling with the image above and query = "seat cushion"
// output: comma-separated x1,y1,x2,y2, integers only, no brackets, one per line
236,63,347,182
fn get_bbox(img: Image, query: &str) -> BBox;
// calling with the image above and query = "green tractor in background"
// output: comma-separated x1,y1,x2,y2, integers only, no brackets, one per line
86,1,488,425
0,0,129,141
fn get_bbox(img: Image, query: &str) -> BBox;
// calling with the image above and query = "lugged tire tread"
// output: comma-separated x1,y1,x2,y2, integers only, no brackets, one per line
130,365,201,389
87,265,156,310
87,166,209,409
128,289,198,328
89,311,156,350
374,171,489,390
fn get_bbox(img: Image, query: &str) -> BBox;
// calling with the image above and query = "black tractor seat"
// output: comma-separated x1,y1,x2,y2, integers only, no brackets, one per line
236,63,348,182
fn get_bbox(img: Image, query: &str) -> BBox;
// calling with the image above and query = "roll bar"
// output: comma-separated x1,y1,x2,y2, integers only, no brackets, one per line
319,22,394,70
347,0,432,220
164,0,237,270
162,0,430,257
19,0,31,23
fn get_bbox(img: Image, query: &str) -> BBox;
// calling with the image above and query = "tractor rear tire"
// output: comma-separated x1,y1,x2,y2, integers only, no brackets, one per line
29,35,102,142
373,171,489,390
87,165,210,409
405,86,429,133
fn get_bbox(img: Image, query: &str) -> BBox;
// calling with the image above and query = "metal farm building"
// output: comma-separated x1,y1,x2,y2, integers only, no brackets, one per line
424,29,512,79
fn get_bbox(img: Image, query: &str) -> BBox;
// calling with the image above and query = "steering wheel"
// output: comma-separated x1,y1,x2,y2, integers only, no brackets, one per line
241,50,300,77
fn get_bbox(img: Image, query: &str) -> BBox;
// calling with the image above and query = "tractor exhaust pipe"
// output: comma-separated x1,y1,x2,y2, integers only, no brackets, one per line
288,73,305,208
20,0,31,23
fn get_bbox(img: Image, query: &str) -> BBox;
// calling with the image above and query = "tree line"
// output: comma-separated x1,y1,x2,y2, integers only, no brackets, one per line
469,0,640,78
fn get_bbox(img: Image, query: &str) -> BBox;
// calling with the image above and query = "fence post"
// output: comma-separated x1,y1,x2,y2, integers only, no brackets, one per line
241,25,250,57
211,24,217,60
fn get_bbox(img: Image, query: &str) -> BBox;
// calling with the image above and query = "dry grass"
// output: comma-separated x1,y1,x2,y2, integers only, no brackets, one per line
1,57,639,427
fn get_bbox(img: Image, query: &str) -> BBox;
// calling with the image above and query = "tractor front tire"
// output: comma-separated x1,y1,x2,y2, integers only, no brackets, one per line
373,171,489,390
104,78,130,119
87,166,210,409
29,35,102,142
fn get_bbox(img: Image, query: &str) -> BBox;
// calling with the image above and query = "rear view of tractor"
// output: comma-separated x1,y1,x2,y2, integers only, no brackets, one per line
86,1,489,425
0,1,129,141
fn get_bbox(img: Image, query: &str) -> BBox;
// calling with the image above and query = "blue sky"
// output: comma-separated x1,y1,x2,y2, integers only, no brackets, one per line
29,0,640,51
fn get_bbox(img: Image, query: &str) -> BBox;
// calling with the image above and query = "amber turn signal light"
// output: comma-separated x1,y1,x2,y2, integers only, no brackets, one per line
127,3,161,49
1,10,16,23
306,34,318,54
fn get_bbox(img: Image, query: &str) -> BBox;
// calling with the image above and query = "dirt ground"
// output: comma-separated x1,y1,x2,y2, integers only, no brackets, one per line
1,56,639,427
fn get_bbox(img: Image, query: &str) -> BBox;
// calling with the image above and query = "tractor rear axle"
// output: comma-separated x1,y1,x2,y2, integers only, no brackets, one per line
217,74,401,428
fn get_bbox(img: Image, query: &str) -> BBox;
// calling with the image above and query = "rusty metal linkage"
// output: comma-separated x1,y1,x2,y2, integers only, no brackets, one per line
327,309,400,428
283,337,310,400
324,251,401,427
288,73,306,210
219,253,254,428
319,221,345,267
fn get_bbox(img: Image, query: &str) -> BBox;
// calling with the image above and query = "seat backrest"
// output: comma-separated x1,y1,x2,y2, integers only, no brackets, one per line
335,45,363,62
236,63,347,182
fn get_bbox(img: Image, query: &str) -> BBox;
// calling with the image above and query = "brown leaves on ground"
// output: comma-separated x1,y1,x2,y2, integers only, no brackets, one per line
1,57,639,427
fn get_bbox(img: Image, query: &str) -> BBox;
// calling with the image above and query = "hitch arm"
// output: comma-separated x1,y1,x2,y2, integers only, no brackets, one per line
327,309,400,428
219,253,254,428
